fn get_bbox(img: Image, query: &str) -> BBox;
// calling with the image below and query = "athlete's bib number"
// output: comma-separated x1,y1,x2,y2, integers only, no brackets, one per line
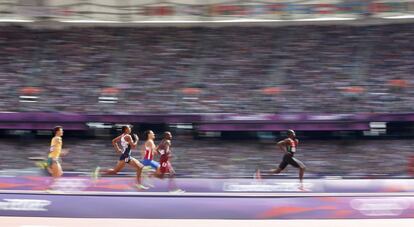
162,162,168,167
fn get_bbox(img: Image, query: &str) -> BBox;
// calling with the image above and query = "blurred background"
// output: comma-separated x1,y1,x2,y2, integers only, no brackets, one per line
0,0,414,179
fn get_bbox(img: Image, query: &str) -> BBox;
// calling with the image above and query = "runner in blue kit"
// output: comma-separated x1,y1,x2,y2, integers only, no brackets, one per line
141,130,162,177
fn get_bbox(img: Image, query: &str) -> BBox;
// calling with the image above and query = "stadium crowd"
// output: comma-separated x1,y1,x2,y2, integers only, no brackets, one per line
0,24,413,114
0,137,411,178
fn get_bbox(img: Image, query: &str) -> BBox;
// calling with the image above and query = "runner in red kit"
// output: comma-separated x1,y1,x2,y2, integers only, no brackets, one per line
157,131,175,176
157,131,184,193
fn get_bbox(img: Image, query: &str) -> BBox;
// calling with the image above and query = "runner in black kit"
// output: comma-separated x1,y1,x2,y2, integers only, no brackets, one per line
256,129,306,184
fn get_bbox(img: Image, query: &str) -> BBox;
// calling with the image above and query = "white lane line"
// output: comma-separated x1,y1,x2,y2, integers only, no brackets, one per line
2,189,414,197
0,217,413,227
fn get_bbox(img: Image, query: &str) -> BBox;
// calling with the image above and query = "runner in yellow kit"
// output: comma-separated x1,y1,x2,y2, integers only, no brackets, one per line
46,126,69,178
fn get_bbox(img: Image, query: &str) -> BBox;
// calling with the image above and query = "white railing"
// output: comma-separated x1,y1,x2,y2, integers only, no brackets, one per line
0,0,413,23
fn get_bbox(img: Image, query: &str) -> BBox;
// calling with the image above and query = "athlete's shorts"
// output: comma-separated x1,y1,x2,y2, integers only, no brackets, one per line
47,157,60,167
141,159,160,169
160,161,174,174
119,153,132,163
278,153,306,170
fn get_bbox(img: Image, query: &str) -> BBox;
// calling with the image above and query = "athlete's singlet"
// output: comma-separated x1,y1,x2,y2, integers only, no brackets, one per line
48,136,62,159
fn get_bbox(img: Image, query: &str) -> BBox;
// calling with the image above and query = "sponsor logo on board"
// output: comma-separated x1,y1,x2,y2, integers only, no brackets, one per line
350,198,410,216
0,199,50,211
